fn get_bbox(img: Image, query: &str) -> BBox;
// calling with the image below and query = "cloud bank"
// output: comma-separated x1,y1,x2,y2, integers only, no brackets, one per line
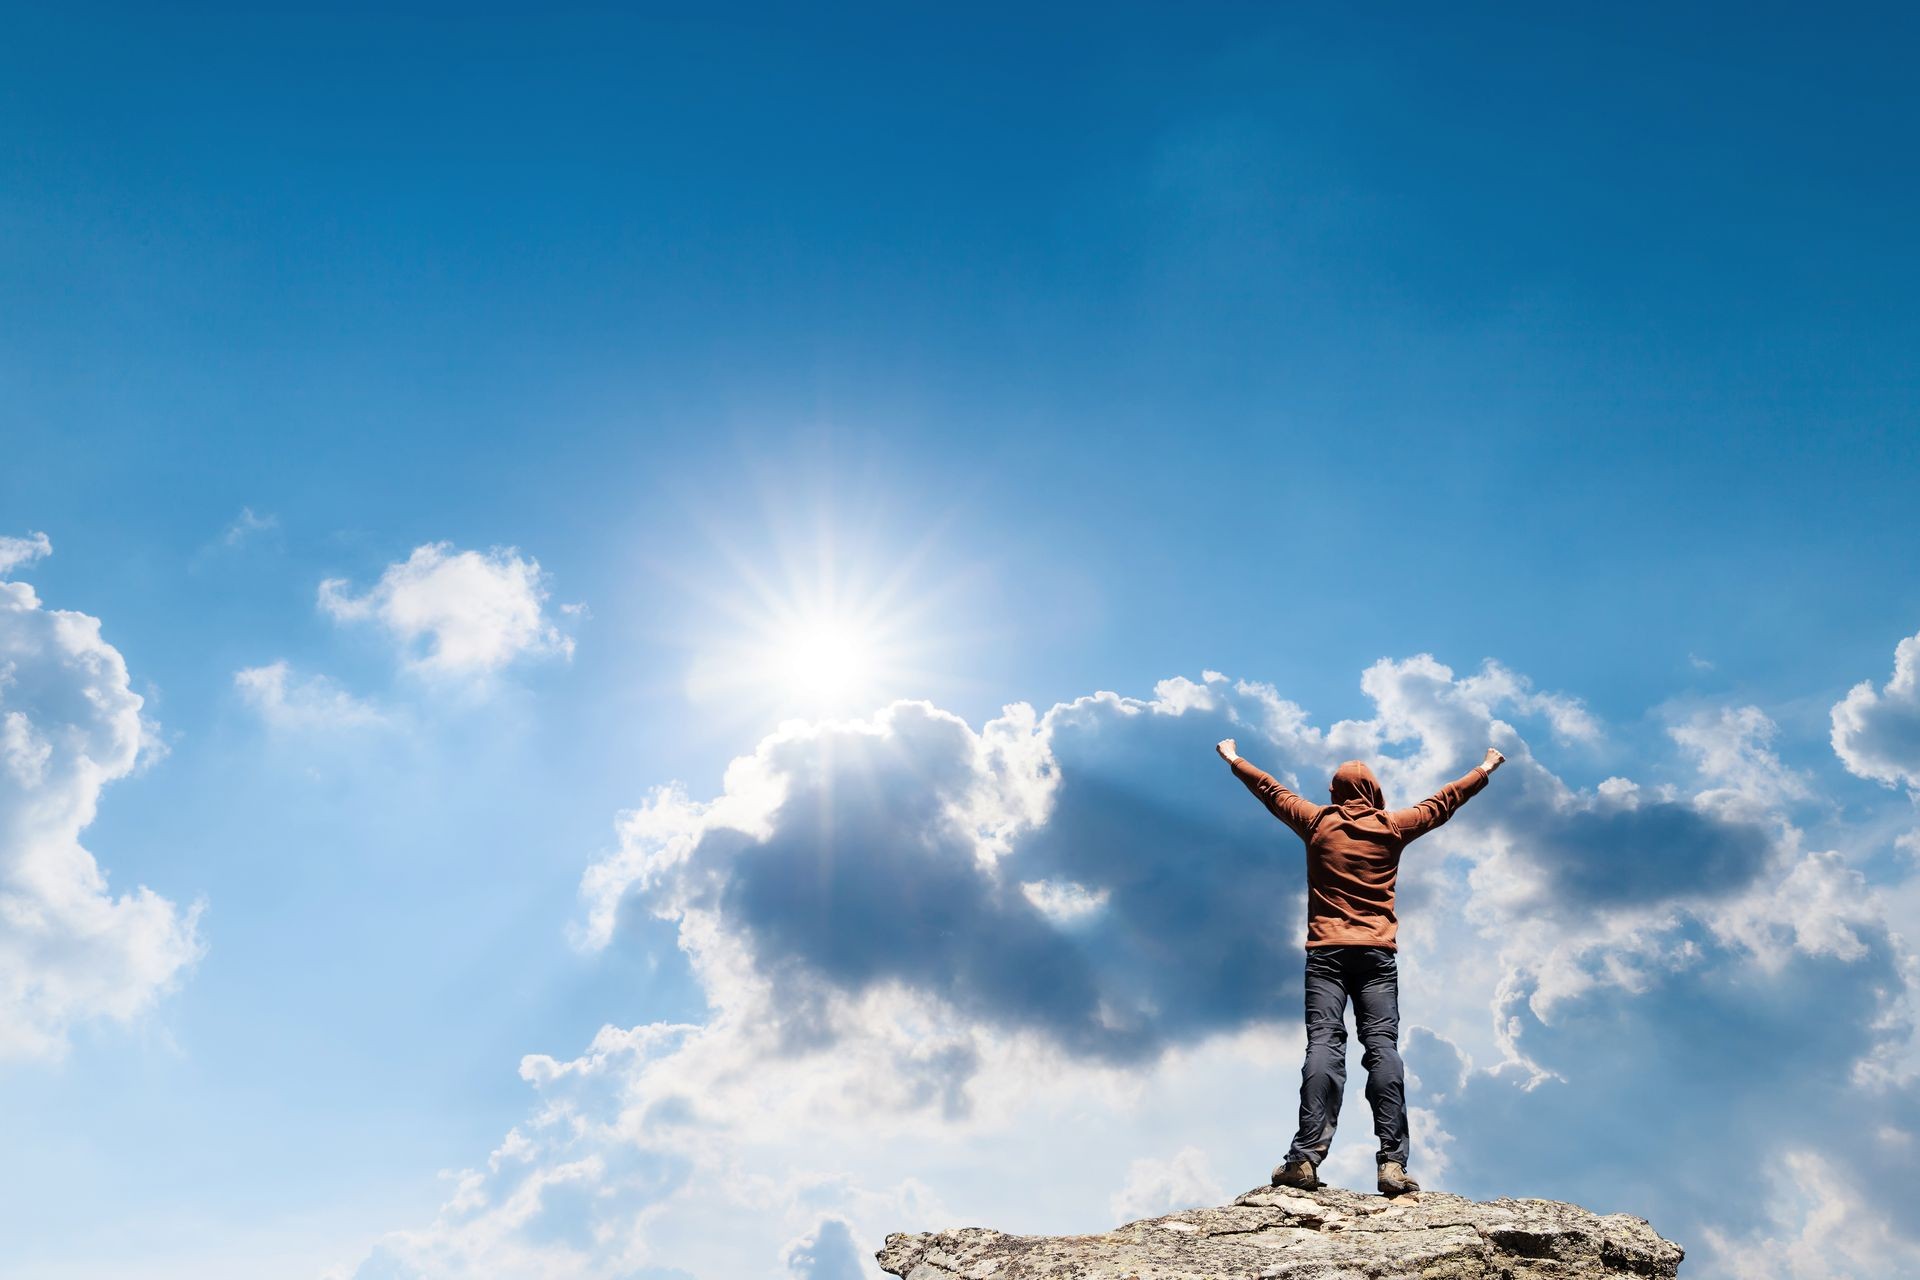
344,655,1920,1280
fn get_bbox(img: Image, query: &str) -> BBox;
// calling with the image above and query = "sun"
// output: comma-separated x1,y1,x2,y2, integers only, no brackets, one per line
644,468,1000,733
686,588,917,722
774,618,875,705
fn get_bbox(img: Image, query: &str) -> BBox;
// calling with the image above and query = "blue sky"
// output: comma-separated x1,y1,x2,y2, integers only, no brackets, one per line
4,5,1920,1277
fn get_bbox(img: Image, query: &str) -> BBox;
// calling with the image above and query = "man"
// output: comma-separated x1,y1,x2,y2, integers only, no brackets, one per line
1216,737,1504,1197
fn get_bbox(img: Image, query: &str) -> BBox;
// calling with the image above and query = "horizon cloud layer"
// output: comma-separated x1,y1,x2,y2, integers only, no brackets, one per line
345,648,1920,1280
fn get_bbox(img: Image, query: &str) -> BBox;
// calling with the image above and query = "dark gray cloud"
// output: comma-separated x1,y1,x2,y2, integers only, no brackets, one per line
999,699,1310,1044
708,703,1144,1060
1461,751,1786,922
1519,802,1776,906
667,698,1303,1063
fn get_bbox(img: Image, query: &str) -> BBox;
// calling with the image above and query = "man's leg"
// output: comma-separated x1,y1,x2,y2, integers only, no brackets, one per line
1284,947,1349,1168
1351,946,1410,1170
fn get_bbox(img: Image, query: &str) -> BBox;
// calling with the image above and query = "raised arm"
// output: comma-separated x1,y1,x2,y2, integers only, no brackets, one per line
1388,747,1505,842
1216,738,1320,839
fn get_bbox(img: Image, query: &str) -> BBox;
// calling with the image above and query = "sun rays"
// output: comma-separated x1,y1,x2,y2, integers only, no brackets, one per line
647,463,998,738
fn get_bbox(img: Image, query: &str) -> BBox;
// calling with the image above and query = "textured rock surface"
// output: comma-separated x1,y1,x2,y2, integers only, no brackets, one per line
876,1183,1683,1279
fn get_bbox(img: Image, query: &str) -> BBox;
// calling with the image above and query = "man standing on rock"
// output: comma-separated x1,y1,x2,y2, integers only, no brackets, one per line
1216,738,1505,1197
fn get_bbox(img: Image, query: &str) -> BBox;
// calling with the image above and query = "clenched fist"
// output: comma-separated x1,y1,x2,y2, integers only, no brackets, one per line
1216,738,1240,763
1481,746,1506,774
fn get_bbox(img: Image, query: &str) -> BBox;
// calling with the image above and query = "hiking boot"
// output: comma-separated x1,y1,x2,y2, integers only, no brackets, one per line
1377,1161,1421,1197
1271,1158,1322,1190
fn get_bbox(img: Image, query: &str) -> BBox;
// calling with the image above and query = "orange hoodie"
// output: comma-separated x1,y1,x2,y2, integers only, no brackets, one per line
1229,756,1488,949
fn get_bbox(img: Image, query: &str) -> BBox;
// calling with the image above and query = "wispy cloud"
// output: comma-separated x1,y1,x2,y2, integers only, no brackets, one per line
221,506,280,548
234,661,387,732
0,531,52,577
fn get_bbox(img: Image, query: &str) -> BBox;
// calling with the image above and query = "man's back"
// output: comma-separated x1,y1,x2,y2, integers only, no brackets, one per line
1227,756,1489,948
1215,737,1505,1195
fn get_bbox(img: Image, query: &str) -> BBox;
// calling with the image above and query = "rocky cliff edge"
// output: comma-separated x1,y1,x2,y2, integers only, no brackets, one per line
877,1182,1684,1280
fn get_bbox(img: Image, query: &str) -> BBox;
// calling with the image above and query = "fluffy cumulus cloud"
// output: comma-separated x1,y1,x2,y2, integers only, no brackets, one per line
344,655,1920,1280
1832,628,1920,791
0,541,203,1059
319,542,575,678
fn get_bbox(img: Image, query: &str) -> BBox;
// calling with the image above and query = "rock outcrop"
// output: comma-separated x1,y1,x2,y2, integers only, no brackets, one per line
877,1182,1683,1279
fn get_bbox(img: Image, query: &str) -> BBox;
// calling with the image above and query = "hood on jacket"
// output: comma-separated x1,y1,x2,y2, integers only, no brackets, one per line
1329,759,1385,809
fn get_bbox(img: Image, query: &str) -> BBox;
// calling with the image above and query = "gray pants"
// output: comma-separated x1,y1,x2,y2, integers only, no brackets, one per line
1284,945,1409,1169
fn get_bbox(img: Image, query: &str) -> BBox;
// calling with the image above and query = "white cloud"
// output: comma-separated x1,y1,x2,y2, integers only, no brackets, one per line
1832,629,1920,790
319,543,575,678
1150,674,1218,714
234,661,386,732
0,578,203,1060
0,531,53,577
1457,660,1603,744
1108,1146,1224,1222
1670,704,1811,811
1704,848,1878,974
1020,878,1110,924
1697,1151,1920,1279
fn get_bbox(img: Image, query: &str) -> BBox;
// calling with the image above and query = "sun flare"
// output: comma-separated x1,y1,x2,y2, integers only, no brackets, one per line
657,481,999,732
690,599,905,721
772,617,876,704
